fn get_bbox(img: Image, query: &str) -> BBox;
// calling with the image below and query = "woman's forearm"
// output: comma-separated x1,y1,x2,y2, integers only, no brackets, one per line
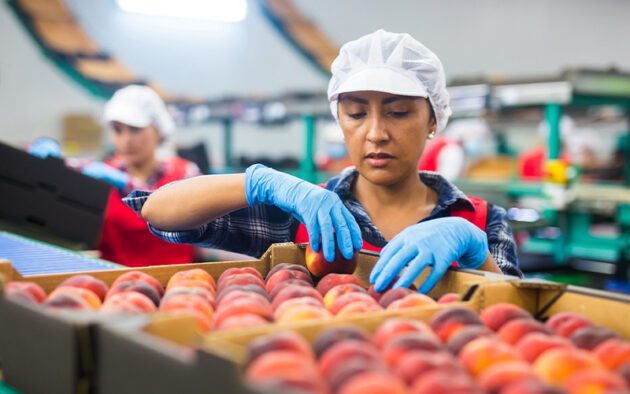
141,174,247,231
479,252,503,274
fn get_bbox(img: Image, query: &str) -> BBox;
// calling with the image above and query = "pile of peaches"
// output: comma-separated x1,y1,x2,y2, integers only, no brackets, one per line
244,304,630,394
3,263,458,332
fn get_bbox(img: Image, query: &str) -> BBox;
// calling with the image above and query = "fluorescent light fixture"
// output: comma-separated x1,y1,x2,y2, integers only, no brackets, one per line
116,0,247,22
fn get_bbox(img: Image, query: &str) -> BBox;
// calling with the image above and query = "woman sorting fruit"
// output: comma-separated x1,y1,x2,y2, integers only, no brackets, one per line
125,30,522,293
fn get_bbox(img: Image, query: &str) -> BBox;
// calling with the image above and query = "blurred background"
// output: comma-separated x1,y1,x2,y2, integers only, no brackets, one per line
1,0,630,291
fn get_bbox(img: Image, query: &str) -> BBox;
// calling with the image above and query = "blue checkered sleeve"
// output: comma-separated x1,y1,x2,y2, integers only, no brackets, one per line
486,204,522,277
123,190,296,257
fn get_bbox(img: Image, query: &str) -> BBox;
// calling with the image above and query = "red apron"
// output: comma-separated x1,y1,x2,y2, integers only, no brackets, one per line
97,158,195,267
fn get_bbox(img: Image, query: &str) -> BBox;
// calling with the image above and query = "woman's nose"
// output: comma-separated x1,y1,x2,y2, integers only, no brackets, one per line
365,113,389,143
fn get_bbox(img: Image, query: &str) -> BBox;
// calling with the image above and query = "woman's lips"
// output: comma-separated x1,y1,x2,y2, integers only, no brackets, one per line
365,153,395,168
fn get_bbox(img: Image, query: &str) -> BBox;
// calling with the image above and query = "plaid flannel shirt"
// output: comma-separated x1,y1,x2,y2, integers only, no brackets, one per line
123,167,522,277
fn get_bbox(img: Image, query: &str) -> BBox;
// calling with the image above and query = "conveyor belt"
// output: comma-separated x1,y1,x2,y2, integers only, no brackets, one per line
0,231,121,275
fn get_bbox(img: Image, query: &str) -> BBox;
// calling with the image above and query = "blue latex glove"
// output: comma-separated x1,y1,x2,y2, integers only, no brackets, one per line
27,137,63,159
370,217,489,294
245,164,362,262
82,162,129,192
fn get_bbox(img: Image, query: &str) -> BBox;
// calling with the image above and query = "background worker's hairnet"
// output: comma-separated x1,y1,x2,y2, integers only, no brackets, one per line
328,29,452,133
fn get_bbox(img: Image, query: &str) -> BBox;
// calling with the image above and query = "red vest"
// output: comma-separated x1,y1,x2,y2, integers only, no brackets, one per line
417,136,457,172
97,157,195,267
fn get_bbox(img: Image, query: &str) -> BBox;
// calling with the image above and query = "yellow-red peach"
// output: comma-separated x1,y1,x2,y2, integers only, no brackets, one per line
316,273,364,296
167,268,216,291
411,370,480,394
477,361,538,393
305,243,357,278
328,359,388,394
266,263,311,279
213,297,272,327
498,318,552,345
101,292,157,314
459,337,522,377
323,284,368,310
437,292,461,304
386,293,436,311
216,290,267,309
570,326,619,351
330,292,379,315
247,331,313,365
593,339,630,370
337,302,383,317
217,267,262,287
112,271,164,297
501,380,565,394
216,285,269,304
377,287,415,308
58,274,109,301
273,297,325,321
373,318,434,349
159,293,214,332
44,288,94,311
276,304,331,323
48,286,101,310
5,281,47,304
383,332,444,367
215,314,268,331
164,285,215,307
318,340,381,380
272,285,323,311
514,332,574,363
394,350,461,386
338,371,408,394
480,303,533,332
446,325,495,355
268,279,313,300
368,278,416,302
545,312,594,338
312,326,372,359
565,370,628,394
533,347,605,386
265,270,313,294
106,280,161,306
217,273,265,294
246,350,319,384
429,306,484,342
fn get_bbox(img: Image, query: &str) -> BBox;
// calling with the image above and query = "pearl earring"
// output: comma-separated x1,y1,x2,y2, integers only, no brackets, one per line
428,130,436,140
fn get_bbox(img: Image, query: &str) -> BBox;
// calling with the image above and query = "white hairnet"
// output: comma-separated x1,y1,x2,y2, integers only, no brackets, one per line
104,85,175,137
328,29,452,132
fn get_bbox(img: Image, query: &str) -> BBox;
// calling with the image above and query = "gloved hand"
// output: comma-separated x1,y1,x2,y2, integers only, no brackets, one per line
27,137,63,159
370,217,489,294
82,162,129,192
245,164,362,262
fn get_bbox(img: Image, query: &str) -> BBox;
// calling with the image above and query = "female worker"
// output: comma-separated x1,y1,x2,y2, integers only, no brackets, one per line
86,85,201,266
126,30,521,292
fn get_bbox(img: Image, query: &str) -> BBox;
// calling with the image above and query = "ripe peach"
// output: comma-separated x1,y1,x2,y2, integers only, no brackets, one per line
382,332,444,367
501,380,564,394
167,268,216,291
477,362,538,393
107,280,161,306
316,273,364,296
164,286,216,307
247,331,313,365
5,281,47,304
368,278,417,302
271,285,323,311
534,347,605,386
480,303,533,332
498,318,552,345
514,332,574,363
216,290,267,309
373,318,435,349
437,292,461,304
329,292,379,315
411,370,481,394
319,340,382,380
593,339,630,370
446,325,495,355
570,326,619,351
328,359,388,394
44,288,94,311
459,337,522,377
618,362,630,386
256,377,327,394
305,243,357,278
214,314,268,331
58,274,109,301
323,284,368,310
217,267,262,287
159,294,213,332
48,286,101,310
101,292,157,314
216,285,269,304
276,304,331,323
564,370,628,394
213,297,272,327
386,293,436,310
377,287,415,308
246,350,318,383
337,302,383,317
217,273,265,294
266,263,311,278
312,326,372,359
429,306,484,342
265,270,314,294
269,279,313,300
273,297,325,321
394,350,461,385
112,271,164,297
338,371,408,394
546,312,594,338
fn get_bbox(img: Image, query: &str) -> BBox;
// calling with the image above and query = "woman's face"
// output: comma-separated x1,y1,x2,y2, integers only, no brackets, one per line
337,91,436,186
110,121,160,167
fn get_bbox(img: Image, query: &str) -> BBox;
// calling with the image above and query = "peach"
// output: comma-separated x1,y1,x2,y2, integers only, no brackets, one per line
318,340,382,379
216,290,267,309
43,288,94,311
446,325,495,355
269,279,313,300
276,304,331,323
429,306,484,342
477,362,538,393
378,287,415,308
498,318,552,345
101,292,157,314
323,284,368,309
565,370,628,394
368,278,416,302
273,297,325,321
316,273,364,296
337,302,383,317
546,312,594,338
112,271,164,297
246,350,319,383
382,332,444,367
373,318,434,349
5,281,47,304
217,273,265,294
459,337,522,377
107,280,161,306
338,371,408,394
570,326,619,350
305,242,357,278
593,339,630,370
394,350,461,386
213,297,272,327
266,263,311,278
501,380,564,394
216,285,269,304
411,370,481,394
247,331,313,365
256,377,327,394
164,286,216,307
533,347,605,386
480,303,533,332
265,269,314,294
168,279,217,297
328,359,388,394
167,268,216,291
514,332,574,363
386,293,436,310
437,292,461,304
214,314,268,331
312,326,372,359
159,293,213,332
272,285,323,311
330,292,379,315
217,267,262,287
58,274,109,301
48,286,101,310
618,362,630,386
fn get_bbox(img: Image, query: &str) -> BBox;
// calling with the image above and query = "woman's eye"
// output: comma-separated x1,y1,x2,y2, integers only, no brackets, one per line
348,113,366,120
389,111,409,118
